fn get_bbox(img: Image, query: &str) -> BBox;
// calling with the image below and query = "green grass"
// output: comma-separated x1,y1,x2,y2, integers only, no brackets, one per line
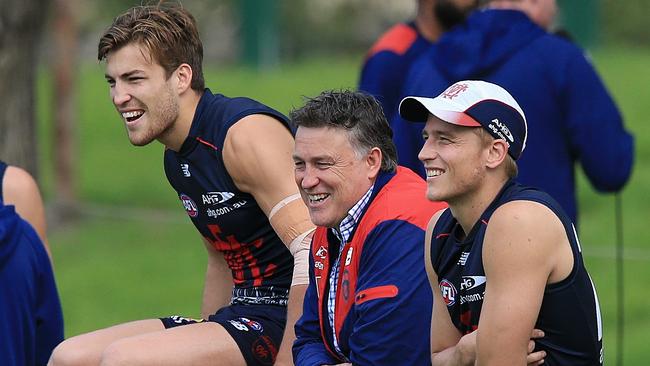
39,48,650,364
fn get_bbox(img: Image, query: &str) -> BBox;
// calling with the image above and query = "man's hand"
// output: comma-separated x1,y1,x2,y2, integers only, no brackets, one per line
526,329,546,365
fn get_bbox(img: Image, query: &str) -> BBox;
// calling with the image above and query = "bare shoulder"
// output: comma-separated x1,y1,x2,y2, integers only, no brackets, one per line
224,113,293,151
484,200,567,275
491,200,563,228
3,166,41,202
222,113,297,205
2,165,49,251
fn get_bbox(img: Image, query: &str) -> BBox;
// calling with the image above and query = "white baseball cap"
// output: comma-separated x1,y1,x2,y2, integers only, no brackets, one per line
399,80,528,160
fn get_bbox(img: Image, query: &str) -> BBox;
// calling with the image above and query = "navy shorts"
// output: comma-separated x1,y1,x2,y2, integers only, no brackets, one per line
160,303,287,365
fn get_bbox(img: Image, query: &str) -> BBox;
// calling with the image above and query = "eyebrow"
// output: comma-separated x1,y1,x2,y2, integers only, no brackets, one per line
104,70,144,80
292,154,333,162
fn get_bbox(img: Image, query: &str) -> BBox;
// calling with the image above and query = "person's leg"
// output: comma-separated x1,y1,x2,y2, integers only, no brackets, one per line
48,319,165,366
49,318,246,366
99,322,245,366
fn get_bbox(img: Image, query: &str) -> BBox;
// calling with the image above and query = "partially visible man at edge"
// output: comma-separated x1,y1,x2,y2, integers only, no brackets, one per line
50,3,313,366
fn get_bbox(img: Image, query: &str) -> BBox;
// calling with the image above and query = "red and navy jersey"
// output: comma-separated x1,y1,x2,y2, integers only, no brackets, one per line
359,22,433,121
164,89,294,304
431,179,603,365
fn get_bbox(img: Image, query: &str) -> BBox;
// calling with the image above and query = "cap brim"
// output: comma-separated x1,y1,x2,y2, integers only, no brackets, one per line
399,96,481,127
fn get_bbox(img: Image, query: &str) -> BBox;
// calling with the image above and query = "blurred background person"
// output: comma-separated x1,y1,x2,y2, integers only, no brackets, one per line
358,0,477,122
390,0,634,225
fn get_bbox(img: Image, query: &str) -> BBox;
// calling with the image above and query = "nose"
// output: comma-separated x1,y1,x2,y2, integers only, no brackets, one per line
298,166,319,190
418,139,438,163
111,82,131,106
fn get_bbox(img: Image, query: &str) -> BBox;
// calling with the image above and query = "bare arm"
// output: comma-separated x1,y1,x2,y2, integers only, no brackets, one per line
3,166,51,259
201,238,233,318
223,114,315,365
477,201,572,365
425,211,477,366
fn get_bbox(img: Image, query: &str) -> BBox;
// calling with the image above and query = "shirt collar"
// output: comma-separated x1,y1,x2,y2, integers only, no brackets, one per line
332,184,374,244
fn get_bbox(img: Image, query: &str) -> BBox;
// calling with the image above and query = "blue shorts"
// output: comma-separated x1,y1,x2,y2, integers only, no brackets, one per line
160,303,287,365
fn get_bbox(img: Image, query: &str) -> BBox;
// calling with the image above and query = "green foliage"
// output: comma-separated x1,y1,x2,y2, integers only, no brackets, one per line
41,48,650,364
601,0,650,46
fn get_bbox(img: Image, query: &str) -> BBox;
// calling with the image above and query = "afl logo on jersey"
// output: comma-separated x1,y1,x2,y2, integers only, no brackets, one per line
180,194,199,217
440,279,457,306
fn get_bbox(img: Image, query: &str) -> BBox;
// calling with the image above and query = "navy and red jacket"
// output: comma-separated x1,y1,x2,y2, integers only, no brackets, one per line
293,167,446,365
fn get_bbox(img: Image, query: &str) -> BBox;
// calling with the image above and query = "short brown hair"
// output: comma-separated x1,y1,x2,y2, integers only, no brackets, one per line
98,2,205,91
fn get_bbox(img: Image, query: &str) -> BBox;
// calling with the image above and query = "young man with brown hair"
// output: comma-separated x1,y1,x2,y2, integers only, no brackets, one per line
50,3,313,365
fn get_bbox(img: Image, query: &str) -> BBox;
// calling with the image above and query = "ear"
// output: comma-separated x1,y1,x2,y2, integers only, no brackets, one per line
366,147,383,179
174,63,193,94
485,139,508,169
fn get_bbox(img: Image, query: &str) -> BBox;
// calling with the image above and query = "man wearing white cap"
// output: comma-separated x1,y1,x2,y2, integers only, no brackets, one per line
400,80,603,365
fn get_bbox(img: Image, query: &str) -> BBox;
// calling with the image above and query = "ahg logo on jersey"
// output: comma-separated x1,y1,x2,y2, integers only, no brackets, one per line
202,191,235,205
440,279,457,306
460,276,486,291
179,194,199,217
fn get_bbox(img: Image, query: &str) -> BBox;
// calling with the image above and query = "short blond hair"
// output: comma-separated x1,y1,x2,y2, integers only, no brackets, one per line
474,127,518,178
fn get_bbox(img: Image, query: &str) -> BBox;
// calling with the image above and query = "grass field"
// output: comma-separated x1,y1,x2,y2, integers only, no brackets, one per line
37,46,650,364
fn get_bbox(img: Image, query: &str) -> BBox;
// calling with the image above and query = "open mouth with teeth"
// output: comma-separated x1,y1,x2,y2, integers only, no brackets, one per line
426,168,444,178
122,110,145,123
308,193,329,203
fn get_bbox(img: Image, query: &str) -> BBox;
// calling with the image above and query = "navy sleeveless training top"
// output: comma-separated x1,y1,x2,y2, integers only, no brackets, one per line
164,89,294,305
431,179,603,365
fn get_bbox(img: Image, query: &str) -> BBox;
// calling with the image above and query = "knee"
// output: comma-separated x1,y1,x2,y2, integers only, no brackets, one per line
99,340,139,366
48,337,97,366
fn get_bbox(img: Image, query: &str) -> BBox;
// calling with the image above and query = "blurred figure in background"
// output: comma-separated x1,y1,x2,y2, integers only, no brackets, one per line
391,0,634,224
358,0,477,121
50,3,313,366
0,161,63,365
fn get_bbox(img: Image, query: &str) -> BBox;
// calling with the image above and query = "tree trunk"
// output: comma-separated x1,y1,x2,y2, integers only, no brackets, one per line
52,0,78,210
0,0,50,177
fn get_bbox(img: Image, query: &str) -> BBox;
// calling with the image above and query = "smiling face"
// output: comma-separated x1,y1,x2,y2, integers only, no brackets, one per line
104,42,180,147
418,114,490,203
293,126,378,228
